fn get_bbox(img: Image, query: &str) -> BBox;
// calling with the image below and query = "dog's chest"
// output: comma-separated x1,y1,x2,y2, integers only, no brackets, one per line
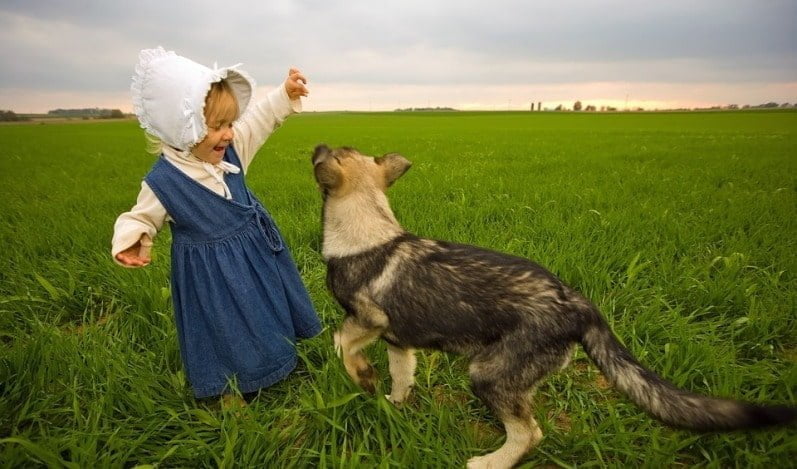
325,254,384,306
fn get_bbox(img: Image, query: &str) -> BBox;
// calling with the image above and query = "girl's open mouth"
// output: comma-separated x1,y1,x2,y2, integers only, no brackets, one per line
214,146,225,152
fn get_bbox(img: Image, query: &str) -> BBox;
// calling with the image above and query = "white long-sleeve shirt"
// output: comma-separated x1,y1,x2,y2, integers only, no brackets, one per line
112,86,300,264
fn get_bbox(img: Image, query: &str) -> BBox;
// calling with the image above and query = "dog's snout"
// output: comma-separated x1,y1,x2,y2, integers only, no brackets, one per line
313,144,331,166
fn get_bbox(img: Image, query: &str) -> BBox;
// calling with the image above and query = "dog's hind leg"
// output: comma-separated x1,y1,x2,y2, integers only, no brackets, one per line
466,380,541,469
465,344,567,469
334,316,383,393
386,345,416,404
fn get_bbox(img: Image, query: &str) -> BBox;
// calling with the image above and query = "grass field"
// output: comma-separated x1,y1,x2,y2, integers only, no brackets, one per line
1,110,796,468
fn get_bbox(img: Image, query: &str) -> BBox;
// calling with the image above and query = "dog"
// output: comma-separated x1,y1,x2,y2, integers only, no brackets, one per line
311,144,795,468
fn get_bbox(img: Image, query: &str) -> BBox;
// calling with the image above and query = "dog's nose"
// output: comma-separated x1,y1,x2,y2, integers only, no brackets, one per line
313,144,331,166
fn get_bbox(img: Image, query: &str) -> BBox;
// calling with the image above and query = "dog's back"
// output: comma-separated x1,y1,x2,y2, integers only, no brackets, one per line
328,233,586,355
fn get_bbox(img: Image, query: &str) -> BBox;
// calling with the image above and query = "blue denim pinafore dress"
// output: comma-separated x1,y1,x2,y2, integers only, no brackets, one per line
145,146,322,398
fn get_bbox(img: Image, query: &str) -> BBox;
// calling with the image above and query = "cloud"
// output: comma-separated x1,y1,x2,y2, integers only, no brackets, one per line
1,0,795,111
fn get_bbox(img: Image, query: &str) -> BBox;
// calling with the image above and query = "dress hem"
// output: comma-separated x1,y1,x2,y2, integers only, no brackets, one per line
191,354,298,399
296,323,324,339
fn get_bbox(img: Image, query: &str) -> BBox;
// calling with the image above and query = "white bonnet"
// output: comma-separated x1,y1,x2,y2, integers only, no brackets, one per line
131,46,255,150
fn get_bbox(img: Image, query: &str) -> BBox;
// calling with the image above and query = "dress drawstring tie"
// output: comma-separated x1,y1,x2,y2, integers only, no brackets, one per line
256,207,284,252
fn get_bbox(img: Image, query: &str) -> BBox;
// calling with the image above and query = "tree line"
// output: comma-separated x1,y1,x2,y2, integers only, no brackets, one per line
0,110,28,121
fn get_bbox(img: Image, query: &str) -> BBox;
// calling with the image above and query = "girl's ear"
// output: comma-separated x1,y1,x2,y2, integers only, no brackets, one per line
375,153,412,187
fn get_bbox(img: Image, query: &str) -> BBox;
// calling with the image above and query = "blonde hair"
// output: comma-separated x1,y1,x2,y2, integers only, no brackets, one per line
204,80,240,128
143,79,240,155
144,132,163,155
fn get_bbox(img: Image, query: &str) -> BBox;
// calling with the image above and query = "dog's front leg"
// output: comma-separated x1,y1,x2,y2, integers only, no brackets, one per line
334,316,382,393
386,345,416,404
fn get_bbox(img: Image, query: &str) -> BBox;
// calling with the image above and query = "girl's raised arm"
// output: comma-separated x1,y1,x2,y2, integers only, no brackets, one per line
232,69,308,172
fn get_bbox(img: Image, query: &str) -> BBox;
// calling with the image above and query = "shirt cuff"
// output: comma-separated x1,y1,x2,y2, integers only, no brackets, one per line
111,224,155,267
268,85,302,118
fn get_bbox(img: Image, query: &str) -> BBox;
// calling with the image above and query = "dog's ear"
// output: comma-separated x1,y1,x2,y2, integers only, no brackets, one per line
375,153,412,187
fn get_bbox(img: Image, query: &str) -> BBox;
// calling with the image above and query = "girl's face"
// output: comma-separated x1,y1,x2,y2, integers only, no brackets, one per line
192,119,234,164
191,82,239,164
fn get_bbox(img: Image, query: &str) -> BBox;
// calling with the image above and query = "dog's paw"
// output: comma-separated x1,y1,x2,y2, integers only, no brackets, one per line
385,394,404,406
356,364,378,394
466,455,488,469
386,385,413,405
467,454,510,469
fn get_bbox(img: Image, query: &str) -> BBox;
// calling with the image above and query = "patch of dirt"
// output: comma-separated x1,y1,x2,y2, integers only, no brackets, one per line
594,373,612,390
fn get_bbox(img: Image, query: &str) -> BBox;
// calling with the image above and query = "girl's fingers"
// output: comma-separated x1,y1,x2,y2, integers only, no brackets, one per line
289,70,307,85
116,251,149,267
285,68,309,100
286,83,309,100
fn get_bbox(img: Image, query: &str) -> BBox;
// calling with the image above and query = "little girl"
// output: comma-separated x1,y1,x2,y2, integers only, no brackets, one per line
112,47,322,400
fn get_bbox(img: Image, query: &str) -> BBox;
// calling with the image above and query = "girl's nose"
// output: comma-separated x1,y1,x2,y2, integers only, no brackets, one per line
224,126,234,140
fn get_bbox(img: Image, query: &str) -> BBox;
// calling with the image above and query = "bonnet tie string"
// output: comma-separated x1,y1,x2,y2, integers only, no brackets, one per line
211,62,244,81
200,161,240,199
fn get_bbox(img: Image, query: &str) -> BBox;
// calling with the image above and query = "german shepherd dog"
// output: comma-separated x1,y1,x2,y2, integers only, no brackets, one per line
311,144,795,468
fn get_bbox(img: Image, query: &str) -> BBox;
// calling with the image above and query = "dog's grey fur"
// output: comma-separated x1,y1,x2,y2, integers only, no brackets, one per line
312,144,796,468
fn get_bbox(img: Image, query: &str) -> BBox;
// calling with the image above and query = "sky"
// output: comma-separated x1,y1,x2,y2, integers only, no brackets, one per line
1,0,795,113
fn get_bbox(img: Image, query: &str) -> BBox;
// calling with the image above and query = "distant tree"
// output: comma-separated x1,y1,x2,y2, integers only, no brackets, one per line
49,107,126,118
606,106,617,111
0,110,27,121
726,104,739,110
573,100,582,111
554,104,564,111
585,105,596,111
780,102,791,108
599,106,606,112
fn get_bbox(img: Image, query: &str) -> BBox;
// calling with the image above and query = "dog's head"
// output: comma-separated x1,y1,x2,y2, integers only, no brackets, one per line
311,144,411,197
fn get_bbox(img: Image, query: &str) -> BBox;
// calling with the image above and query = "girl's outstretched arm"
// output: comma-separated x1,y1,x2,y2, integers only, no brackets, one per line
233,68,309,172
112,181,166,268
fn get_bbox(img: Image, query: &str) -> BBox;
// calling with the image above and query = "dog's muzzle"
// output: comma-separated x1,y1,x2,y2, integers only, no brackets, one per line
312,143,331,166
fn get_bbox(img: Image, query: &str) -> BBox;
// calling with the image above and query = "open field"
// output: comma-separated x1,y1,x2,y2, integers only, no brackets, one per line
1,110,796,467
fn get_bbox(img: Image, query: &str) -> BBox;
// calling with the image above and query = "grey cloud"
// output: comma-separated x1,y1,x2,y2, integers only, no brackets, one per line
0,0,795,96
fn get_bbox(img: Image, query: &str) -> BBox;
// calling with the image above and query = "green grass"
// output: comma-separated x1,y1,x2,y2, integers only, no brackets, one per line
1,110,796,468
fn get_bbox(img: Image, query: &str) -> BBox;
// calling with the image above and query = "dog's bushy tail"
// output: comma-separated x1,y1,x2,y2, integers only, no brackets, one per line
579,312,796,431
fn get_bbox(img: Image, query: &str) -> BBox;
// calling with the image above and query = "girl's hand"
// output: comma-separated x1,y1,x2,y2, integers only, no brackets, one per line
115,234,152,267
285,68,309,100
